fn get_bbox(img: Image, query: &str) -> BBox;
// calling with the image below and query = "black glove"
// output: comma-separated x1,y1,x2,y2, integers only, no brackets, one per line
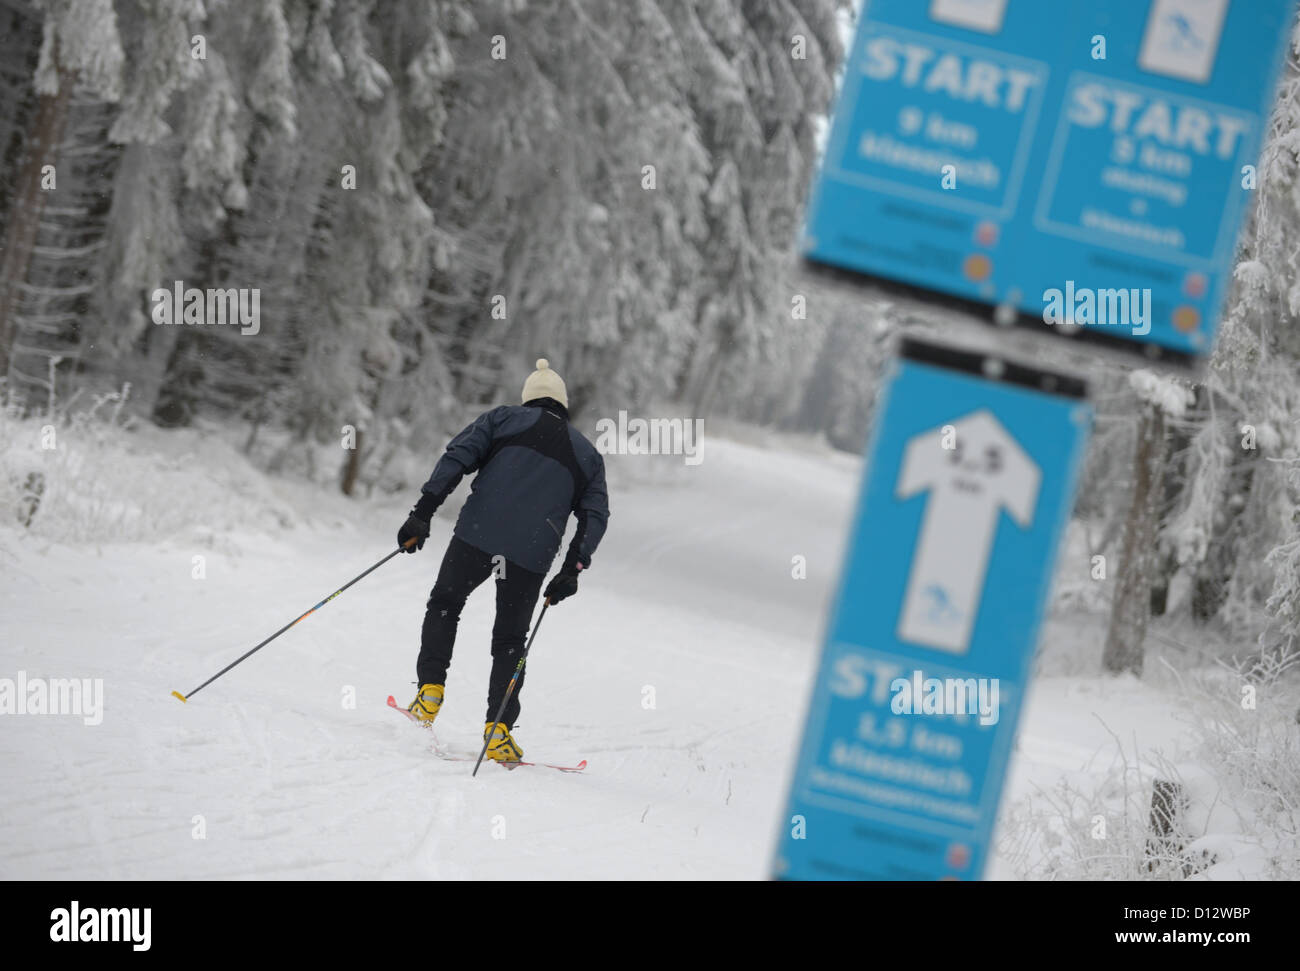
544,565,581,604
397,514,430,552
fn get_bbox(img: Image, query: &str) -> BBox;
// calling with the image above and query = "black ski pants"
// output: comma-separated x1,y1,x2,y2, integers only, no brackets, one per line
416,536,545,728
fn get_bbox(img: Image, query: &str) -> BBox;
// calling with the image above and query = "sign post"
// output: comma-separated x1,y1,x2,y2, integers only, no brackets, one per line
773,339,1091,880
779,0,1295,878
802,0,1295,365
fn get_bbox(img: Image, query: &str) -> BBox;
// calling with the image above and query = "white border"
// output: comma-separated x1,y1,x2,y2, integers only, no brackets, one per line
822,21,1050,220
1031,70,1257,269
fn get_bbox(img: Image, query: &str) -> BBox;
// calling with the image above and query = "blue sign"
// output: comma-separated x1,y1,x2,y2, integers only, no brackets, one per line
773,341,1091,880
804,0,1295,362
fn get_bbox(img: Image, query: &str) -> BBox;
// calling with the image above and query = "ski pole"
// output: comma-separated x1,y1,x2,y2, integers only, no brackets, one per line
473,598,550,776
172,537,419,703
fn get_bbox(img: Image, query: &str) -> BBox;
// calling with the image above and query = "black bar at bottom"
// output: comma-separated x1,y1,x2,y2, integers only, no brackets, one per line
7,878,1288,956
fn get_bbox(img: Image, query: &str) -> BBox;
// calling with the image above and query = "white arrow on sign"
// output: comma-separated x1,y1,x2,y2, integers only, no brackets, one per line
895,410,1041,654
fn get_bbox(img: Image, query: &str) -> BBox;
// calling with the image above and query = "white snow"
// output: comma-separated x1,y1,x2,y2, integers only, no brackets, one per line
0,425,1287,879
1129,369,1195,419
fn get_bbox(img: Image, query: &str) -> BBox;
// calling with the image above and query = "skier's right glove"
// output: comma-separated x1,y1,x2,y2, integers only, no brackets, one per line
397,514,430,552
544,564,581,604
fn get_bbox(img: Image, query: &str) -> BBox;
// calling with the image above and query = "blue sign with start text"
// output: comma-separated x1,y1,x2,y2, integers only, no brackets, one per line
804,0,1295,361
773,344,1091,880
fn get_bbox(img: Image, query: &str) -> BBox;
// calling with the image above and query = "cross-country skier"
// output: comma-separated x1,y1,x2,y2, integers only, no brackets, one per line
396,359,609,762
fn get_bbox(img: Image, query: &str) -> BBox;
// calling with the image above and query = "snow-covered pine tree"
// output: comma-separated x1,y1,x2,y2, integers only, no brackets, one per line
0,0,124,402
1159,15,1300,651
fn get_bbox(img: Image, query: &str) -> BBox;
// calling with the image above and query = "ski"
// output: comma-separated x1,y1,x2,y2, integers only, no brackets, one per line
433,752,588,772
386,695,587,772
386,694,428,727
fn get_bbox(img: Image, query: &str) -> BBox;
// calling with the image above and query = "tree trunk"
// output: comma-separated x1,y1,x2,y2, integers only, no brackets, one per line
682,328,729,419
121,318,181,420
1103,403,1167,675
0,64,72,378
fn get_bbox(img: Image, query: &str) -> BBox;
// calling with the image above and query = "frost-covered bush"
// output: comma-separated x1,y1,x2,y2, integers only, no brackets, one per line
0,382,297,547
997,730,1205,880
1166,654,1300,880
998,656,1300,881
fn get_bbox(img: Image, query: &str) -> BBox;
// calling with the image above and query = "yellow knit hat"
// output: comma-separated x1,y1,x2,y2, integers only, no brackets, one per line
521,358,568,409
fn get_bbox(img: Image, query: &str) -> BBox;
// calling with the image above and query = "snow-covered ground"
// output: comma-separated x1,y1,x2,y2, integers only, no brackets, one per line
0,423,1290,879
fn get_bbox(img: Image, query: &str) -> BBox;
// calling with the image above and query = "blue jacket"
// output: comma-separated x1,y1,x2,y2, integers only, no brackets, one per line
414,400,609,575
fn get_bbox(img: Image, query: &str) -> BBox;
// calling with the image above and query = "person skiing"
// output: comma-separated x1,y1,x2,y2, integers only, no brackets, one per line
396,358,609,762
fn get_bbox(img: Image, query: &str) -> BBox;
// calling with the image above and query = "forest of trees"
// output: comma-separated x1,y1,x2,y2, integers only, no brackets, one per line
0,0,866,480
2,0,1299,664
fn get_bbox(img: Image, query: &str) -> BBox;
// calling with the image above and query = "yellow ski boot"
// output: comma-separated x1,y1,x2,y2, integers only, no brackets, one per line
484,721,524,762
407,684,444,726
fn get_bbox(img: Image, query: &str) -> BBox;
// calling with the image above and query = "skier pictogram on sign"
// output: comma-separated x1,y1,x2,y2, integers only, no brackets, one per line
896,410,1041,654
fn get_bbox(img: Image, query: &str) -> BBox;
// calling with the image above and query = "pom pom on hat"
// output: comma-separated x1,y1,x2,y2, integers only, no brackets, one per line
521,357,568,409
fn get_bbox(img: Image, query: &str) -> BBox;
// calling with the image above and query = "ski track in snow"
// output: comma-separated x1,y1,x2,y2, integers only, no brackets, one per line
0,438,1202,879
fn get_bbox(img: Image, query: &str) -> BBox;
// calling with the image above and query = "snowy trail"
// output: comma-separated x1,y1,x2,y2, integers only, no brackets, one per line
1,437,1201,879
